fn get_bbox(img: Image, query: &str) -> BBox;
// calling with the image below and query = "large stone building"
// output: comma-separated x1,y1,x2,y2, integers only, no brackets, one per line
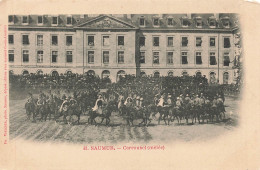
8,13,240,83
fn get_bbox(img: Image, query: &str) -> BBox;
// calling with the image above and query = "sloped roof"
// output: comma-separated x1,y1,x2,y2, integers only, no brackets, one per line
8,13,239,31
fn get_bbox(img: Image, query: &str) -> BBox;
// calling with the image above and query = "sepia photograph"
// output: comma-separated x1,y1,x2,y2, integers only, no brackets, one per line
1,0,260,169
8,13,242,143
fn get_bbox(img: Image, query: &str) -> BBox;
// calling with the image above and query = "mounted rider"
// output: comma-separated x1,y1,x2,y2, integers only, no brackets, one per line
217,95,225,112
166,94,173,107
59,96,70,113
135,96,141,109
157,93,165,107
69,96,78,110
175,97,182,109
124,93,133,107
36,93,45,114
27,92,36,105
212,96,218,115
92,93,105,114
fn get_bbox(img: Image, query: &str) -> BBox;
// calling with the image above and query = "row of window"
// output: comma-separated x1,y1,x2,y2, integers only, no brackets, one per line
8,34,73,46
139,51,230,66
8,50,230,66
8,15,231,28
8,34,231,48
8,34,125,47
139,16,230,28
140,36,231,48
8,50,72,63
8,15,74,26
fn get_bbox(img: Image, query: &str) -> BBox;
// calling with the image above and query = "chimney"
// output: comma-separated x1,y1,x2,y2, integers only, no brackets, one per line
126,14,131,19
187,13,191,19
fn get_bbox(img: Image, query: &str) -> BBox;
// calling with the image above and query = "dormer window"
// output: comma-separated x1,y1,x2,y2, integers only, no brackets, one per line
182,17,189,27
153,17,159,26
208,17,216,28
196,17,202,28
52,16,58,25
222,18,230,28
22,16,28,25
140,17,145,26
167,18,173,26
67,15,72,25
8,15,14,24
37,16,43,25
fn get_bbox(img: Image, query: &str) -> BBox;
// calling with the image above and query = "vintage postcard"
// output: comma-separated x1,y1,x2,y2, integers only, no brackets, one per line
0,0,259,169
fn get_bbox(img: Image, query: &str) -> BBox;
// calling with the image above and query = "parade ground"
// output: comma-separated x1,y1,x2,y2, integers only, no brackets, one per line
9,95,240,143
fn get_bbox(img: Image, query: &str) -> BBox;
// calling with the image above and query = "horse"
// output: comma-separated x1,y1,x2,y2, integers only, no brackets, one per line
54,101,82,125
122,105,152,126
117,98,125,116
34,101,49,122
157,105,171,125
25,101,35,120
168,106,183,125
87,101,117,126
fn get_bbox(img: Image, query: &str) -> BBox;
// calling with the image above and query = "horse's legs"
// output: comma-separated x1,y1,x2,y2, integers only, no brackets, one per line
106,117,110,126
131,119,134,126
126,119,130,126
100,118,105,124
63,113,67,124
44,111,48,121
163,114,168,125
158,113,161,125
77,114,80,124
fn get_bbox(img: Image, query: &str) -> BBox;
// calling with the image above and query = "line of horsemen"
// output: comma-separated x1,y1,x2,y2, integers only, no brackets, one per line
25,89,226,126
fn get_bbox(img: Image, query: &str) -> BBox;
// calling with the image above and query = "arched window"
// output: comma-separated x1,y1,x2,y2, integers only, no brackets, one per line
209,72,216,84
196,71,202,77
66,70,72,76
117,70,126,81
223,72,229,84
140,71,146,77
51,71,59,77
168,71,173,77
154,71,160,78
37,70,43,75
102,70,110,79
22,70,29,75
86,70,95,76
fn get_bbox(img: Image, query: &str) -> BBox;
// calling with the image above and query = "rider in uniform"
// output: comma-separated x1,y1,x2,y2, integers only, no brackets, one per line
175,97,182,109
217,95,225,112
204,96,211,115
154,94,160,106
157,93,166,114
92,93,105,114
139,97,144,108
27,92,35,105
135,96,141,109
212,96,218,117
167,94,172,106
36,93,45,114
70,96,78,110
124,93,133,107
59,96,70,113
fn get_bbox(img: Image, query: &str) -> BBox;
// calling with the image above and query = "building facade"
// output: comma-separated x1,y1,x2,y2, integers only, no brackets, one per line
8,14,240,83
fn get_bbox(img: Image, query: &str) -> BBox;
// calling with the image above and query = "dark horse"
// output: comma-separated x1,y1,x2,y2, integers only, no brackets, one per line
121,104,152,126
157,106,171,125
25,101,35,121
88,101,117,126
54,102,82,125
